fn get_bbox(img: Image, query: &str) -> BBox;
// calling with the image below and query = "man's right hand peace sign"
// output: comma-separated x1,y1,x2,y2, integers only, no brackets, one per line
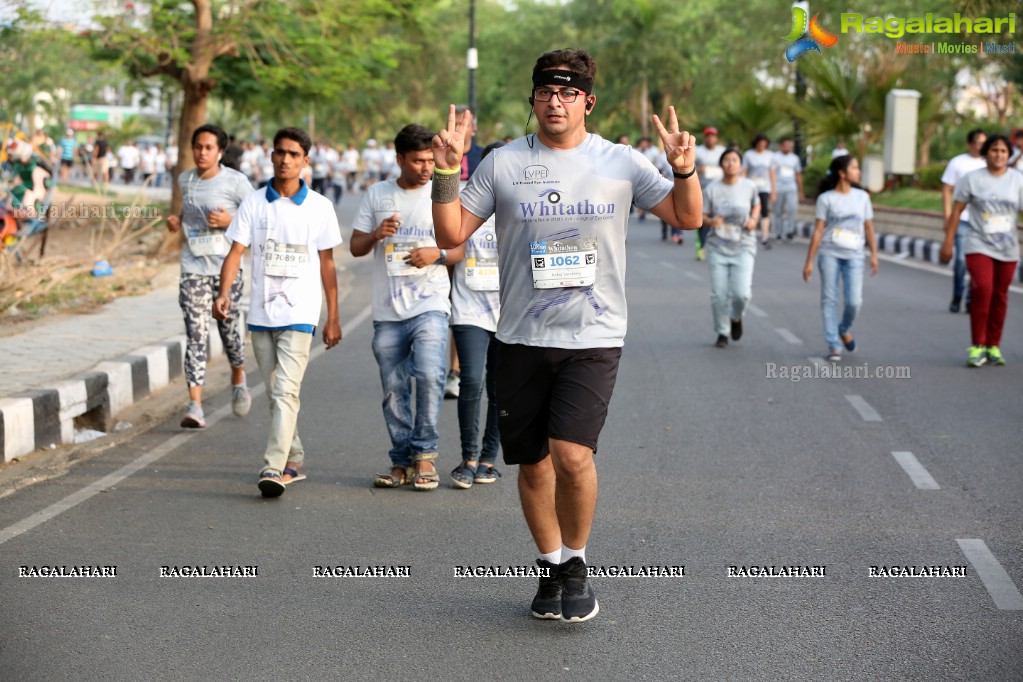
432,104,474,172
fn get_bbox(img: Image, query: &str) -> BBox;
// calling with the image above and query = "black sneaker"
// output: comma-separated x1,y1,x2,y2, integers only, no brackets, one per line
715,334,729,348
730,317,743,341
949,297,961,313
530,560,562,620
559,557,599,623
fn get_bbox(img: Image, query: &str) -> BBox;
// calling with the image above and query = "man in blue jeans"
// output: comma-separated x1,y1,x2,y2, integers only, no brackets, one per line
350,124,465,491
941,128,987,313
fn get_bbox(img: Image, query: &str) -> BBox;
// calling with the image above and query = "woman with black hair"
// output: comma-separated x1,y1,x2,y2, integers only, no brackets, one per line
940,134,1023,367
703,147,761,348
167,123,255,428
743,133,776,249
802,155,878,362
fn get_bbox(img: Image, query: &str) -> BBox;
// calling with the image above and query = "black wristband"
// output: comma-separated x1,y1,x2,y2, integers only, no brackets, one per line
673,167,696,180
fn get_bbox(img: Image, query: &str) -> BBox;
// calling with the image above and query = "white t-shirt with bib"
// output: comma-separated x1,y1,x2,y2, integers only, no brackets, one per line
451,218,501,332
459,133,672,349
815,188,874,259
226,180,342,328
941,153,987,222
352,180,451,322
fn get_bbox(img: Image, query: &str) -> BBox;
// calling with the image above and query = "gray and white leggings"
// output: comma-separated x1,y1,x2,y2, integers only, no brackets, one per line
179,272,245,387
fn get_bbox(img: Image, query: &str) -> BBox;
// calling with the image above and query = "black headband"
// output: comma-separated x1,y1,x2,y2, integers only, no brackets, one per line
532,70,593,94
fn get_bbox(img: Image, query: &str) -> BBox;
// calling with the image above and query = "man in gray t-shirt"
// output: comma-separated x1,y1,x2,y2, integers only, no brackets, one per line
430,48,702,624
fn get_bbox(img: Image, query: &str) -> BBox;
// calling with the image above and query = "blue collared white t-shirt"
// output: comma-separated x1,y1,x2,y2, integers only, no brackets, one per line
459,133,672,349
815,188,873,259
225,180,342,328
352,179,450,322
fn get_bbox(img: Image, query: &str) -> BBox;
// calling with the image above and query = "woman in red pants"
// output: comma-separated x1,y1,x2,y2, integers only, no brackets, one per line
941,134,1023,367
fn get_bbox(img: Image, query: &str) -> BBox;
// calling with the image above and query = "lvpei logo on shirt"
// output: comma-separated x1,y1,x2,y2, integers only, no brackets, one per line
784,5,839,62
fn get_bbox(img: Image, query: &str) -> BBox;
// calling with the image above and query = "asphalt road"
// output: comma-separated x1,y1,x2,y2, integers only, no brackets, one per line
1,195,1021,680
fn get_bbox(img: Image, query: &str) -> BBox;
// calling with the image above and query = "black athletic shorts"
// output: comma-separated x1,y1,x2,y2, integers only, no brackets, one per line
758,192,771,218
494,341,622,466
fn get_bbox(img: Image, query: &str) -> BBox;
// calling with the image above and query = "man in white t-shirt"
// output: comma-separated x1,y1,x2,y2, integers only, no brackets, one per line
214,127,343,498
350,124,464,493
941,128,987,313
117,140,140,184
431,48,702,623
695,127,725,257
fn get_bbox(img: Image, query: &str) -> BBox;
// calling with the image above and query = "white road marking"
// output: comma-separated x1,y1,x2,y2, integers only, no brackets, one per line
891,451,940,490
636,252,652,259
956,539,1023,610
775,328,803,345
748,304,769,318
683,271,702,282
0,305,373,547
660,260,677,269
845,394,883,422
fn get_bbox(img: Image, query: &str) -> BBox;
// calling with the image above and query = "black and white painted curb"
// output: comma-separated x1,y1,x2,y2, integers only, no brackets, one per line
0,314,244,463
793,221,948,264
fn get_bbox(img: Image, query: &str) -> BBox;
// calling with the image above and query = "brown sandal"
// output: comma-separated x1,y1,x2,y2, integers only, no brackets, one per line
374,466,412,488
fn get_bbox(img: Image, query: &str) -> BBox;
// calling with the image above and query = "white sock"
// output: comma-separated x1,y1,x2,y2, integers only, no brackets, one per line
539,549,561,565
561,545,586,564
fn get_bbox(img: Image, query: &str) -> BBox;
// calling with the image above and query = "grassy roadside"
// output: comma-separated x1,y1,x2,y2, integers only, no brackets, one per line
870,188,942,213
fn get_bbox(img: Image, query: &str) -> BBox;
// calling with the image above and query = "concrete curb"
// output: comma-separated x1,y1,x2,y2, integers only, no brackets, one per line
794,221,947,265
0,313,244,463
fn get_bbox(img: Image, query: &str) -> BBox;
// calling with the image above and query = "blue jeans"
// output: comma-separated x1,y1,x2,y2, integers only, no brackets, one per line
371,311,449,467
953,219,970,302
452,325,500,466
818,253,863,351
774,190,798,238
708,250,755,336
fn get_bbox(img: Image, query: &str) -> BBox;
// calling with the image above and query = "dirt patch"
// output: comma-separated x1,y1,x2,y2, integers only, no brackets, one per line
0,187,178,333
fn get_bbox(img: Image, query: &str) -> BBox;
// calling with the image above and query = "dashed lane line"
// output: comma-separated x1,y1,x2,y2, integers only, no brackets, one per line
774,328,803,345
748,304,769,318
956,539,1023,610
845,394,883,422
891,451,940,490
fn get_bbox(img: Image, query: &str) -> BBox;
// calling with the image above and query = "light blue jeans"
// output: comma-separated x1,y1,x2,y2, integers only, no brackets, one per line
708,249,755,336
371,311,449,467
818,253,863,352
774,190,798,238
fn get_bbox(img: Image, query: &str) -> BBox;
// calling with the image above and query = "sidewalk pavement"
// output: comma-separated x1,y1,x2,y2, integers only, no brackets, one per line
0,266,243,463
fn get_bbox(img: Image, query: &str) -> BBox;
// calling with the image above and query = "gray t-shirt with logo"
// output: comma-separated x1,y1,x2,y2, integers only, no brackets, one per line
774,152,802,193
178,167,254,276
815,188,874,259
459,134,672,349
703,178,760,257
953,168,1023,262
352,180,451,322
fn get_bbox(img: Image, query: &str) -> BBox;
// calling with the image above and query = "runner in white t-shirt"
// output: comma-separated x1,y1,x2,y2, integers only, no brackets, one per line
214,127,343,499
350,124,465,493
430,48,702,624
742,134,776,249
941,128,987,313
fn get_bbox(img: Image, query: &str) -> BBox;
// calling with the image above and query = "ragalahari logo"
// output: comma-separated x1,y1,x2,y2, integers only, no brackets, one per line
784,6,839,61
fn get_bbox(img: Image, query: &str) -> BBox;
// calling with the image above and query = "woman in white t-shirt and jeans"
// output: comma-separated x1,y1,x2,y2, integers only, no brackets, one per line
802,155,879,362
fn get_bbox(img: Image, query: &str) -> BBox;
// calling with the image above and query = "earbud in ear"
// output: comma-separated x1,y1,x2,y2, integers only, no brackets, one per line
528,95,535,106
586,100,594,112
